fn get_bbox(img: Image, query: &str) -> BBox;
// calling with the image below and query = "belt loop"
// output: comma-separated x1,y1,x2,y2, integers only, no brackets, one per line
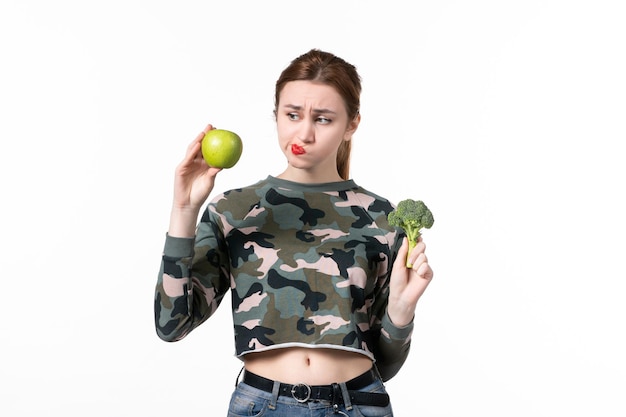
339,382,353,411
268,381,280,410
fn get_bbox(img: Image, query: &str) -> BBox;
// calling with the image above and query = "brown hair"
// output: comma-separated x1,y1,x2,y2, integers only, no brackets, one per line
274,49,361,180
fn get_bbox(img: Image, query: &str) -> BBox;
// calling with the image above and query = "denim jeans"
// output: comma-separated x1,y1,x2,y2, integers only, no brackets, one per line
227,378,394,417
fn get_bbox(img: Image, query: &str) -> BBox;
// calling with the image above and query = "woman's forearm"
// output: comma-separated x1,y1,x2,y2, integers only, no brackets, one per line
168,206,201,238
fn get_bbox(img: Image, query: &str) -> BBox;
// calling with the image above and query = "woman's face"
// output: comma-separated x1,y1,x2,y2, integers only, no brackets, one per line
276,80,359,181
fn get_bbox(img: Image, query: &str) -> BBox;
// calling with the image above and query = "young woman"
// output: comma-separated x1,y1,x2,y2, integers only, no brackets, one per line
154,49,434,416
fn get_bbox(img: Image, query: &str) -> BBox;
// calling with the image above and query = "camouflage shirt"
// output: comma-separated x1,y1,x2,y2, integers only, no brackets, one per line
155,176,413,381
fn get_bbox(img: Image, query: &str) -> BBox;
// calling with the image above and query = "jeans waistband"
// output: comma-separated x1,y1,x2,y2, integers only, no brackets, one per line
241,368,390,407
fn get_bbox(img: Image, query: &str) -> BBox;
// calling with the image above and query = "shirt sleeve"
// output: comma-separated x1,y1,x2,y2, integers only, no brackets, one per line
154,204,231,342
374,310,414,381
370,228,414,382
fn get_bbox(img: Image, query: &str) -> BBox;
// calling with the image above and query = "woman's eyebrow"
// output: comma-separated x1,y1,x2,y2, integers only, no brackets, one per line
282,104,337,114
313,108,337,115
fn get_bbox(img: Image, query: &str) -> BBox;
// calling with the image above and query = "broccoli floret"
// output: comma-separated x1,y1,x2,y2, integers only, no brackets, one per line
387,199,434,268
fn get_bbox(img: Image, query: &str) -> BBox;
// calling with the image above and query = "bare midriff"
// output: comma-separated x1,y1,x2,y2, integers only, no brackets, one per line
243,347,374,385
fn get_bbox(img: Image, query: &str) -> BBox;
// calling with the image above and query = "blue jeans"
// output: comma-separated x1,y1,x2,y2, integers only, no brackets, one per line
227,378,394,417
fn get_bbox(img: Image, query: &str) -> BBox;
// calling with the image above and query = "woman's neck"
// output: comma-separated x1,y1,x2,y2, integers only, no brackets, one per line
276,166,343,184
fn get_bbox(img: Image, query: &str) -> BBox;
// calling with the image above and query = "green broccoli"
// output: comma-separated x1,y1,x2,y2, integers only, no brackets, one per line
387,199,434,268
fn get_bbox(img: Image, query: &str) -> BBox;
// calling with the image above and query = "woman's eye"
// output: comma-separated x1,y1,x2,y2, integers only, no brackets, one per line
287,112,299,121
317,117,331,124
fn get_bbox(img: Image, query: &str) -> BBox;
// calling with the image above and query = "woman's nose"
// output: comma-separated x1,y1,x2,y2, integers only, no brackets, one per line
297,120,315,143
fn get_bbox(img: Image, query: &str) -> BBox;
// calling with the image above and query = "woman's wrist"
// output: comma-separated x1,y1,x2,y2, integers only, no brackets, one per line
386,303,416,328
168,206,200,238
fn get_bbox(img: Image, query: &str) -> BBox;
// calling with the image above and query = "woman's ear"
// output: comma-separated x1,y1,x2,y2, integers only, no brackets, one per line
344,113,361,141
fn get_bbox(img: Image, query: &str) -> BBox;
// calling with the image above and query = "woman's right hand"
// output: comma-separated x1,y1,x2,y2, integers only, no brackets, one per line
168,124,222,237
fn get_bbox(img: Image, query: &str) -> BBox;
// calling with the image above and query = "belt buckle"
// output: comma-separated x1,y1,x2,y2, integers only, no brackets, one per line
291,383,312,403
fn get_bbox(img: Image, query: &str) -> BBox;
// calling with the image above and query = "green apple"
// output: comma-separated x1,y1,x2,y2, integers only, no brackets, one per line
201,129,243,169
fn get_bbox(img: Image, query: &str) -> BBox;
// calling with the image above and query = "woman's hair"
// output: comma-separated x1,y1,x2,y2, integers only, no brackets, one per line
274,49,361,180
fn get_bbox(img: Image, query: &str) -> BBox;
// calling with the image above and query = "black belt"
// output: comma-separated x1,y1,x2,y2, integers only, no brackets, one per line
242,368,390,407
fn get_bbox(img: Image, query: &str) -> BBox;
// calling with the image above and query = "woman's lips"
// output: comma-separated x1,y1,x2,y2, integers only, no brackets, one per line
291,144,306,155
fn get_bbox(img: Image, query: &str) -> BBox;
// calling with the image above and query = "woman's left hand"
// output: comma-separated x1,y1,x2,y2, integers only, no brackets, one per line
387,237,434,327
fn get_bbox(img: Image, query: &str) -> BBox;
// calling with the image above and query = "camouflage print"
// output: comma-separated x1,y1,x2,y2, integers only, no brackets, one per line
154,176,413,381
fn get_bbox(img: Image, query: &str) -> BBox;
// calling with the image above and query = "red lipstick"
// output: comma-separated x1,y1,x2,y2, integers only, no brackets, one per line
291,144,305,155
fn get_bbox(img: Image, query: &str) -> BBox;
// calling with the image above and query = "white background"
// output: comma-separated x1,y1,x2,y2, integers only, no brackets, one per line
1,1,625,416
